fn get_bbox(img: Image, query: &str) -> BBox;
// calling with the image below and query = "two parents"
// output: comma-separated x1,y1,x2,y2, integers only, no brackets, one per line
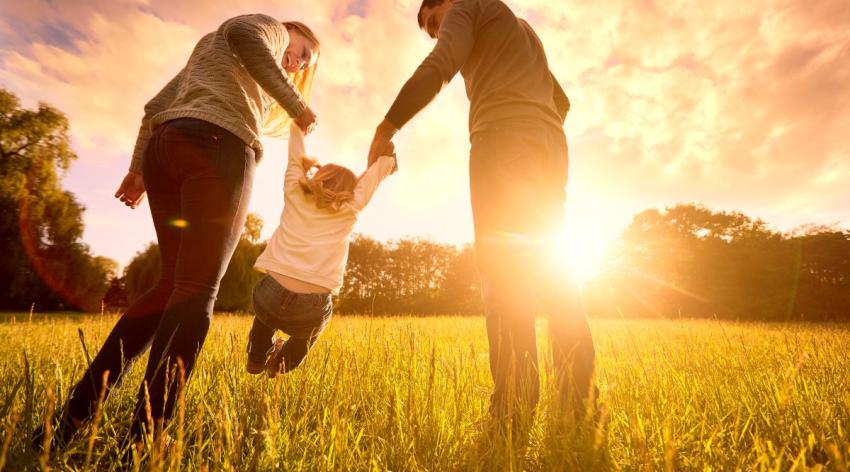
37,0,596,451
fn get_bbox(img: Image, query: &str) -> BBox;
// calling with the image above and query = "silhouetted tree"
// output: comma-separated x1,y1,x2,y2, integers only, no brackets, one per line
124,243,160,304
217,213,265,311
336,237,481,315
120,202,850,320
103,275,128,310
585,204,850,321
123,213,267,311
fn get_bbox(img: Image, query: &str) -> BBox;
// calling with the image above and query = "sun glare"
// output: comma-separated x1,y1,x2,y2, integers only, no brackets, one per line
549,224,611,285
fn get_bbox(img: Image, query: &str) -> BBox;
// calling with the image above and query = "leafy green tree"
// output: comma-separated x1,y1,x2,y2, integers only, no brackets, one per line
243,213,263,244
0,88,114,311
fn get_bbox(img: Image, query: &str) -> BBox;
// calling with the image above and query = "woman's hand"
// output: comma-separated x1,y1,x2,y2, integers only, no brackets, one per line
294,106,317,134
114,171,146,209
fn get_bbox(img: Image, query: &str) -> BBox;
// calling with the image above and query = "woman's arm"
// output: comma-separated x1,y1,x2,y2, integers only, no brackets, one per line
221,14,307,120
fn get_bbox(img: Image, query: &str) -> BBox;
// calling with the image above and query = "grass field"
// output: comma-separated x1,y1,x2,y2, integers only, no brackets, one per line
0,313,848,471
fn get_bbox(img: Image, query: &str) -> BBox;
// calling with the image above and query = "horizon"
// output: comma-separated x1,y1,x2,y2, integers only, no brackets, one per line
2,0,848,272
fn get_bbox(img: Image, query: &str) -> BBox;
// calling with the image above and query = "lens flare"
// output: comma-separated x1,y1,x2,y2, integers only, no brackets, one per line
170,218,188,228
17,187,87,309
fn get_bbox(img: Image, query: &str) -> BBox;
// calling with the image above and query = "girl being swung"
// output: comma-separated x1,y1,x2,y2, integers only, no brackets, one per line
247,124,396,375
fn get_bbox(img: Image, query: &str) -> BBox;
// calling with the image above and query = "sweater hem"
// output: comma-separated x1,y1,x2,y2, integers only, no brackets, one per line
151,109,264,158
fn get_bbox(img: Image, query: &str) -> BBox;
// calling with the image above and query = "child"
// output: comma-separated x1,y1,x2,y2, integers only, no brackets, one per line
247,123,396,376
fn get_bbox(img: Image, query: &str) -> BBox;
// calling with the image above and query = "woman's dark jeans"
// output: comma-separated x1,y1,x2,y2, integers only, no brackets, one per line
247,275,333,372
66,118,255,438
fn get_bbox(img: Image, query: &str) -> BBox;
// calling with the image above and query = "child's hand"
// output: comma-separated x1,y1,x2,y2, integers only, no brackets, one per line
383,140,396,157
380,141,398,174
367,119,397,166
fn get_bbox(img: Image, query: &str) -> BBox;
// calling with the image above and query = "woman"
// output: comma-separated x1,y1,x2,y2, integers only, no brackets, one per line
33,13,321,450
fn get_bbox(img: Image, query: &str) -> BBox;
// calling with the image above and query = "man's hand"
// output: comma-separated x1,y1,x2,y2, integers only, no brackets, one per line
368,119,398,167
294,106,317,135
115,171,146,209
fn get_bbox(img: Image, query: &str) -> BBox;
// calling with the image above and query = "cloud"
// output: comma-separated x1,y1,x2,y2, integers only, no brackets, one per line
1,0,847,267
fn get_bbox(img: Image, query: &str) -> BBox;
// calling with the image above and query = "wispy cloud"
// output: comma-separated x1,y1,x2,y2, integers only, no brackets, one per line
1,0,848,267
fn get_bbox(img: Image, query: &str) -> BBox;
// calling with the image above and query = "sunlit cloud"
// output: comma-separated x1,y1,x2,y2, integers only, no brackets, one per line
1,0,847,268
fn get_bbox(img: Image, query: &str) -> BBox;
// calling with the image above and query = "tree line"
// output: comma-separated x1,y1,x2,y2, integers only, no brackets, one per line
583,205,850,321
3,88,849,320
109,205,849,321
106,224,484,316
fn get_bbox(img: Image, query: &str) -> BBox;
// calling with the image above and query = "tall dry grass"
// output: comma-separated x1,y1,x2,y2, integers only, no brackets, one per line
0,313,847,470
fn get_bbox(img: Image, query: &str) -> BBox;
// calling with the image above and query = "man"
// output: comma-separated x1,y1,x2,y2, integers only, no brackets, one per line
367,0,596,422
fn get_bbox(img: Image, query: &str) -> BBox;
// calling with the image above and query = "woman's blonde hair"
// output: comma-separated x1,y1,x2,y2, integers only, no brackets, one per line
262,21,321,137
298,157,357,211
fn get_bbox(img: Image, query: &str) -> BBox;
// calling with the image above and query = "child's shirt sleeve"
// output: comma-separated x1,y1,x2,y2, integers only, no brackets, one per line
284,123,306,191
351,155,396,212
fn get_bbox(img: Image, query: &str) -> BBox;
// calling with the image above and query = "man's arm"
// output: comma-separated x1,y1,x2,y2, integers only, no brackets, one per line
368,0,478,165
552,73,570,124
384,0,477,130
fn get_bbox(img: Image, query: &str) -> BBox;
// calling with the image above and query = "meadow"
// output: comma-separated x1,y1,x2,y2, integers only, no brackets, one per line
0,313,848,471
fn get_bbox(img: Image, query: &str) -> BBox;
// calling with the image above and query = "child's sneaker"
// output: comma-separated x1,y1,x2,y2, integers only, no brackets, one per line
265,337,286,378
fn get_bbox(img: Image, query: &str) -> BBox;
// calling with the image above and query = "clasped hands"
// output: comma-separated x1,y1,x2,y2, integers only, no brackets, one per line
367,119,399,173
116,113,395,210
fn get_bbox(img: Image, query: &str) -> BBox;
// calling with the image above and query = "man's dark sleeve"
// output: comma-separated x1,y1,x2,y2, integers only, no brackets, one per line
552,73,570,124
385,0,477,129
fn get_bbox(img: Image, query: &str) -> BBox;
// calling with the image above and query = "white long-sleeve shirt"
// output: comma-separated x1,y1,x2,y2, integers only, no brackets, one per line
254,124,395,294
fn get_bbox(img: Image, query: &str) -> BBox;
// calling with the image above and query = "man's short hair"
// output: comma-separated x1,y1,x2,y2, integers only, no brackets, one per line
418,0,446,29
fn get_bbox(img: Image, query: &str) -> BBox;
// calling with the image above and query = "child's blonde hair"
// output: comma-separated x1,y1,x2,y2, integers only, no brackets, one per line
298,157,357,210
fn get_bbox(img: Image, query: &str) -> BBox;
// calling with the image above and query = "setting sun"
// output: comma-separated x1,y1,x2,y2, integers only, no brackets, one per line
549,223,612,284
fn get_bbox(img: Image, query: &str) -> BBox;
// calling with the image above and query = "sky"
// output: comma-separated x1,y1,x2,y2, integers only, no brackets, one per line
1,0,848,274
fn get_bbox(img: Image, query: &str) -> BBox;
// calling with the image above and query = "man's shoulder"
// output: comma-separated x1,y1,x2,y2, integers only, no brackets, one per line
462,0,517,22
448,0,515,25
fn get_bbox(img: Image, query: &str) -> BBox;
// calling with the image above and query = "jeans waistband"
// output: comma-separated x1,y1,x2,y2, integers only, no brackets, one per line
160,117,236,139
262,275,331,307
